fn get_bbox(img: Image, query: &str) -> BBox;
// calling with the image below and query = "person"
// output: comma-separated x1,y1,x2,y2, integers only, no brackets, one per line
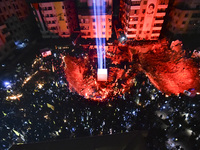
147,3,155,14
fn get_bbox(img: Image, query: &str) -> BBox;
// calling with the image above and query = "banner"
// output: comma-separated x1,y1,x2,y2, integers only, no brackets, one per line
143,0,157,32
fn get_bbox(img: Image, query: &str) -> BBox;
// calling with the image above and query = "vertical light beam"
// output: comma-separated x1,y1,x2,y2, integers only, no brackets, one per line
93,0,107,81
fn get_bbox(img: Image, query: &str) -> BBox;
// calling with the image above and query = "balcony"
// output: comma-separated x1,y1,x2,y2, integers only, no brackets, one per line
155,12,166,17
45,17,57,21
151,33,160,36
153,27,162,30
127,27,137,31
126,34,136,38
157,5,168,9
129,20,138,24
154,20,164,23
80,26,89,30
130,6,140,9
47,23,57,28
42,10,55,15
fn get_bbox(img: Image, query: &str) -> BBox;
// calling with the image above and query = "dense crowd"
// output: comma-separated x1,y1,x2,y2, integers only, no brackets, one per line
0,45,200,150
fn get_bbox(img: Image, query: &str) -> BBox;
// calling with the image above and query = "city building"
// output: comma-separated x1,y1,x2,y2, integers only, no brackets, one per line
0,0,32,63
119,0,169,40
0,24,15,62
167,0,200,35
77,0,113,40
31,0,78,38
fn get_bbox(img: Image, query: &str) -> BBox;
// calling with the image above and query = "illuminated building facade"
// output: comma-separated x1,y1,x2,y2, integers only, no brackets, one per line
168,0,200,35
31,1,78,38
77,0,113,40
119,0,169,40
0,0,30,62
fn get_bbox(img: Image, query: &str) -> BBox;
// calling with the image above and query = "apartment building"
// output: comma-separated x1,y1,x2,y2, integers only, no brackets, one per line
119,0,169,40
77,0,113,40
168,0,200,35
31,0,78,38
0,0,30,62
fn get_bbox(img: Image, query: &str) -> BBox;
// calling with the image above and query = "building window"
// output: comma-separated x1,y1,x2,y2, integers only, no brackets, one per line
82,32,86,36
85,19,89,23
130,17,138,21
127,31,136,34
143,1,147,5
93,19,95,22
140,24,143,28
155,16,164,20
103,25,105,28
157,8,165,13
129,24,137,28
132,1,140,6
152,30,160,33
192,13,200,18
185,13,188,17
48,7,52,10
140,17,144,22
134,10,137,14
102,32,105,35
142,9,145,14
139,31,142,34
93,25,96,29
154,23,162,27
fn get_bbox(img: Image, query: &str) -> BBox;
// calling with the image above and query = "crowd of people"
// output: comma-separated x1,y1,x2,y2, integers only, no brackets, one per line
0,43,199,150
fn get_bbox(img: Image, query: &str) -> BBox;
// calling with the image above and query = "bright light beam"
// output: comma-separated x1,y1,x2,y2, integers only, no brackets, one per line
93,0,107,81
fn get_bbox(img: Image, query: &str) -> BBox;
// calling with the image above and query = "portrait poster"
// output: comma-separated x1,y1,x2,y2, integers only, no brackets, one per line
143,0,157,32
